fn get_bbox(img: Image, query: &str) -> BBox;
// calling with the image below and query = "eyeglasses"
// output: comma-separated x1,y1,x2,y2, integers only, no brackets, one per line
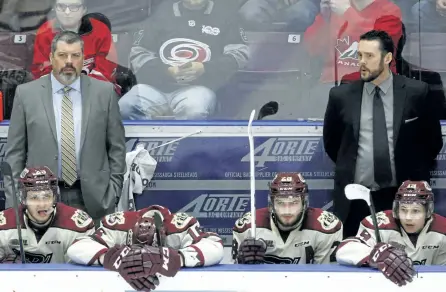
56,3,83,12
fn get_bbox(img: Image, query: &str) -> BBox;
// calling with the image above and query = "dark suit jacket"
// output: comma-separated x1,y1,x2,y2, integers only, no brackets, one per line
323,74,443,222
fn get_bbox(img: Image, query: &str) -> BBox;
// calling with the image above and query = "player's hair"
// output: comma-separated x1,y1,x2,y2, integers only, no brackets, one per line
51,31,84,54
359,29,394,57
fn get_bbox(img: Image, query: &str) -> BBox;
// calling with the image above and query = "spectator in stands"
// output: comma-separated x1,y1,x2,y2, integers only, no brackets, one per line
118,0,248,120
411,0,446,32
302,0,402,118
0,0,54,32
31,0,119,93
239,0,320,31
323,30,442,238
4,31,126,225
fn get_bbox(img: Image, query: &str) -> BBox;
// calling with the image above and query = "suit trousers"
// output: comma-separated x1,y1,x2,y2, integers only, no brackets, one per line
59,181,101,228
342,186,398,239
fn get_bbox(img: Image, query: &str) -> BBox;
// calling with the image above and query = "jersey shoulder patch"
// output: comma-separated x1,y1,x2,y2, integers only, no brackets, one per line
429,214,446,235
303,208,342,234
0,208,19,230
101,211,139,231
164,212,198,234
233,208,270,233
361,210,397,231
53,204,94,232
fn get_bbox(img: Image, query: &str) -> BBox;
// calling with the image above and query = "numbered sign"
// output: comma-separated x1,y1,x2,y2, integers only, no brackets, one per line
287,34,300,44
13,34,26,44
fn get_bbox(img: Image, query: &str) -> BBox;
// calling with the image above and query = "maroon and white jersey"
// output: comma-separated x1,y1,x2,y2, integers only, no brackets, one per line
232,207,343,264
0,203,94,263
67,205,224,267
336,210,446,266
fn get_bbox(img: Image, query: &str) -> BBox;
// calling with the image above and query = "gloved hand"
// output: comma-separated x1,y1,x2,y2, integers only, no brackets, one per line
237,238,267,264
121,245,182,279
128,275,160,292
102,245,131,272
369,243,415,286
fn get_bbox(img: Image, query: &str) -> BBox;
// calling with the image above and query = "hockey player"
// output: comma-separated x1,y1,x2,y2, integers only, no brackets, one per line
232,172,343,264
118,0,249,120
67,205,224,291
0,166,94,263
335,180,446,286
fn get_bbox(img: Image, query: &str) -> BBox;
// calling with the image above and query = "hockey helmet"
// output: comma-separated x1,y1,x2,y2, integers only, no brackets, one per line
18,166,59,205
392,180,434,219
131,211,166,246
269,172,309,230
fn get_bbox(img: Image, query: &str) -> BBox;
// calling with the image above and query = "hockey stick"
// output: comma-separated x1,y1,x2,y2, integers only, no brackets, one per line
146,130,202,152
153,212,165,247
1,162,26,263
257,101,278,120
344,184,382,243
248,110,256,238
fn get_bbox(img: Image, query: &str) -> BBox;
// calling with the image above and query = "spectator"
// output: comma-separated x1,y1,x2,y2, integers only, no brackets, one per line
302,0,402,118
0,0,54,32
239,0,320,31
4,31,126,224
118,0,248,120
31,0,119,93
323,30,442,238
411,0,446,32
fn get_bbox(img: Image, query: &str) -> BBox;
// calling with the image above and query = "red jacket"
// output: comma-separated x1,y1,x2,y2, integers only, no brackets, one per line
304,0,402,83
32,17,118,86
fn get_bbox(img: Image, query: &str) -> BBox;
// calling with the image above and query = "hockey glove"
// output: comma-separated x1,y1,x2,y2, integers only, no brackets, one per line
128,275,160,292
237,238,267,264
369,243,415,287
102,245,131,273
121,244,182,279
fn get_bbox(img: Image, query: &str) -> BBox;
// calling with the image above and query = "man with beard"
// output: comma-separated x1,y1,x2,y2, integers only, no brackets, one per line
5,31,126,225
322,30,442,238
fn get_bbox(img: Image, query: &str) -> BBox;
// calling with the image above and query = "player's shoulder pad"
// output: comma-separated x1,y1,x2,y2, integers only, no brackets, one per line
164,212,198,234
303,208,342,234
361,210,398,231
233,208,270,233
53,204,94,232
0,208,23,230
101,210,139,231
428,214,446,235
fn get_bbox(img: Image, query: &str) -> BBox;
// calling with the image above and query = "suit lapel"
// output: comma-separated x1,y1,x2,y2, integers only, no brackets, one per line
392,75,407,146
41,75,57,143
80,75,91,151
351,81,364,142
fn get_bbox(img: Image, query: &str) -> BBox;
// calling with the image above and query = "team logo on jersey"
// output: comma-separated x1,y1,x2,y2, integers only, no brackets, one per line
367,211,390,226
202,25,220,36
159,38,211,67
235,212,251,229
335,36,359,67
71,210,92,228
317,211,339,230
0,211,6,226
12,249,53,263
105,212,125,226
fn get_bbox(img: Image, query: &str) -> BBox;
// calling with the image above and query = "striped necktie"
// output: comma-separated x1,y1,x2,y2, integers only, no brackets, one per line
61,86,77,186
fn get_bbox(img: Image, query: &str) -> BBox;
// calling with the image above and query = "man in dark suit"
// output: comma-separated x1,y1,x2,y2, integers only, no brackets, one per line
5,31,126,223
323,30,443,238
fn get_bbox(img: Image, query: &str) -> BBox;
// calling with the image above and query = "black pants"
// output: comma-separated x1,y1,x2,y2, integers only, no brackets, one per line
343,187,398,239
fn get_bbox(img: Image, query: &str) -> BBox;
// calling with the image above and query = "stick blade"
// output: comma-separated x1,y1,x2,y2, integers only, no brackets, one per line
257,101,278,120
344,184,371,206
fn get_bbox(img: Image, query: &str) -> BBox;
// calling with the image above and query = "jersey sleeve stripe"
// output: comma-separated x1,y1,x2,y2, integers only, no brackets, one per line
190,245,205,266
87,248,108,266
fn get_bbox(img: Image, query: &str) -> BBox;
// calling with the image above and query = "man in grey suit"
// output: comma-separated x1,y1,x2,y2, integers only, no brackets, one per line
4,30,126,222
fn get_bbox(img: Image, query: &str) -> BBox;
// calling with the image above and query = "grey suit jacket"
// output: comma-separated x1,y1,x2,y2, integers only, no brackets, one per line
4,74,126,219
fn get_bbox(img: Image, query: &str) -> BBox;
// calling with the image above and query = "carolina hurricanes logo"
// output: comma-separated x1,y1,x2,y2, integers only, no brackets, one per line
335,36,359,61
159,38,211,67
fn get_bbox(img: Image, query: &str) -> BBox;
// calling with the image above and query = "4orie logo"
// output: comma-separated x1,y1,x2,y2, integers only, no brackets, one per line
241,137,320,168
